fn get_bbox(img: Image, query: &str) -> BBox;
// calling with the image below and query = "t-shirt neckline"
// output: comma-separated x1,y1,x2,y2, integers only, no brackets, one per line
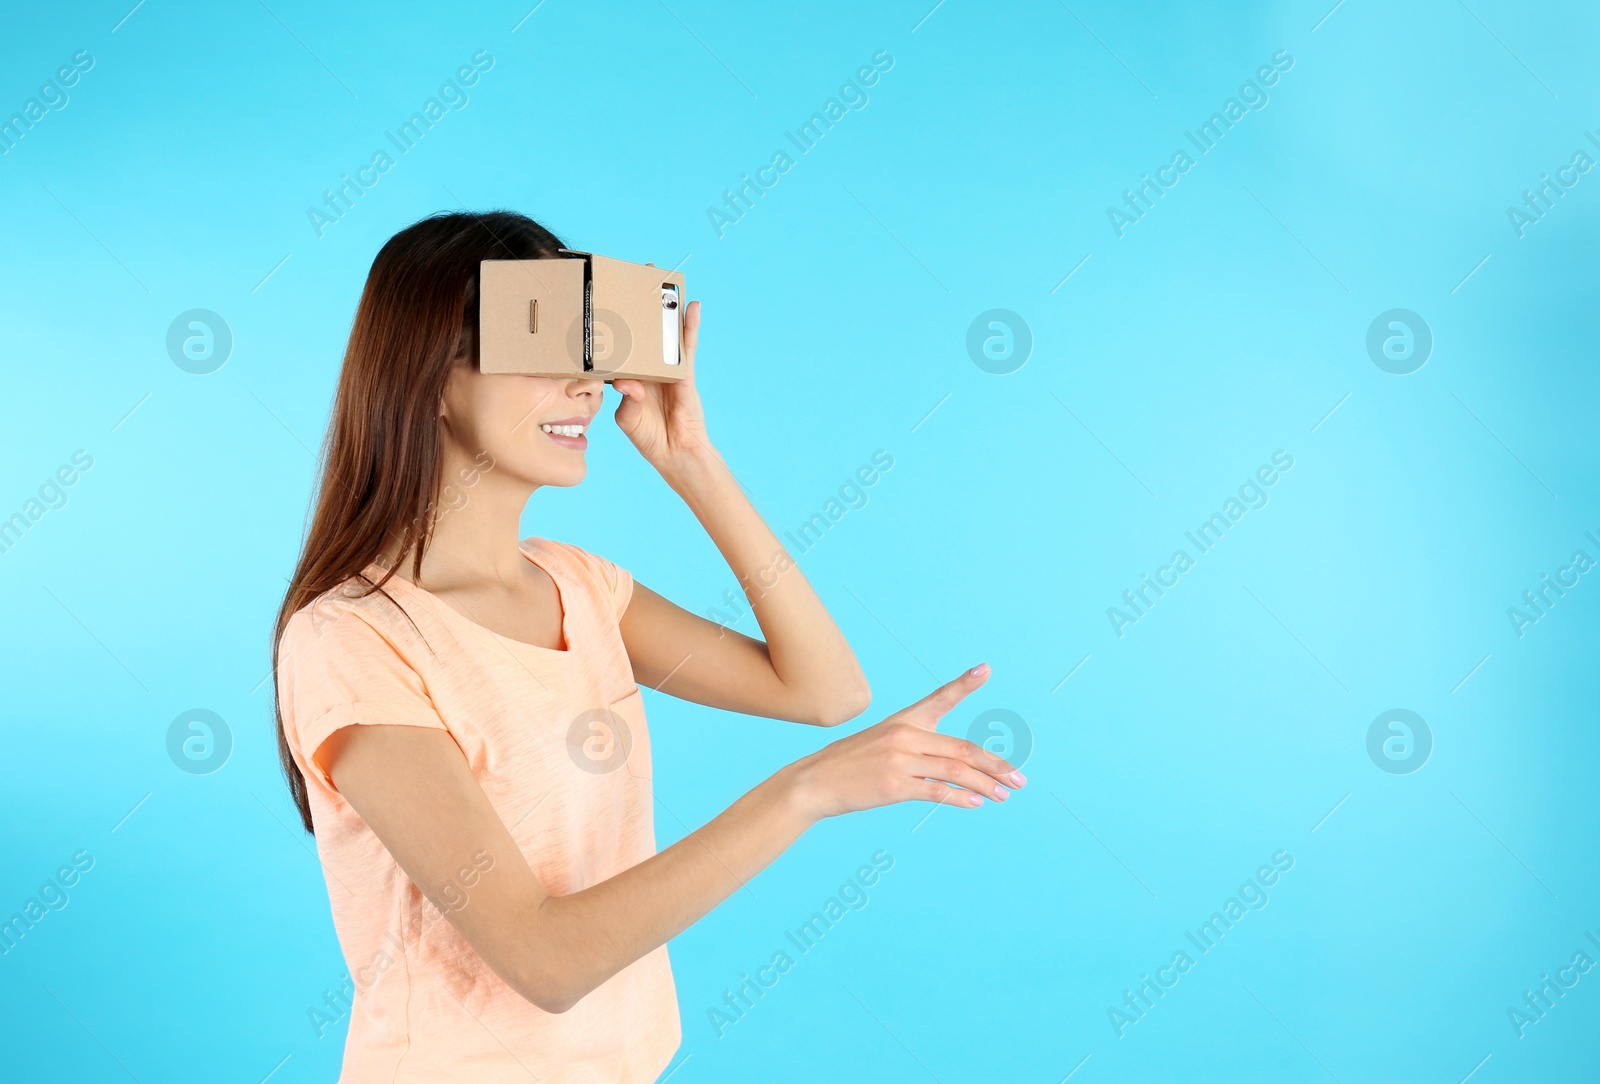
366,538,573,657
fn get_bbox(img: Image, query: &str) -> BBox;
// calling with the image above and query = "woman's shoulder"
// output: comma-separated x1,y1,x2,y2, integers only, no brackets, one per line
520,535,622,572
520,536,634,620
281,570,427,656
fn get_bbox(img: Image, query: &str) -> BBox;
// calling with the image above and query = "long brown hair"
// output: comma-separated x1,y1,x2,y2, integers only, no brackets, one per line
272,210,567,832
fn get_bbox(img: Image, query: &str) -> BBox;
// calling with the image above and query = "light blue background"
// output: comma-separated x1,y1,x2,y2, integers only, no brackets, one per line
3,0,1598,1080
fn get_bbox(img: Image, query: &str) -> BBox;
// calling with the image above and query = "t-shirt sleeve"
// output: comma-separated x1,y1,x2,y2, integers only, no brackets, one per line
277,603,449,793
551,541,635,622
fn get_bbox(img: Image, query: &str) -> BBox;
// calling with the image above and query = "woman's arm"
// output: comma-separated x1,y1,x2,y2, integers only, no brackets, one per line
618,453,870,726
319,663,1020,1013
612,300,871,727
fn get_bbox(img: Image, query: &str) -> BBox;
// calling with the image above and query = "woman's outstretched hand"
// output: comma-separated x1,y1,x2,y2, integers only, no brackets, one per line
612,298,714,482
781,663,1027,822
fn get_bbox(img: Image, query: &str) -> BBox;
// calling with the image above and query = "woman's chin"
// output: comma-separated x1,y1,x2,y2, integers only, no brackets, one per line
538,461,588,488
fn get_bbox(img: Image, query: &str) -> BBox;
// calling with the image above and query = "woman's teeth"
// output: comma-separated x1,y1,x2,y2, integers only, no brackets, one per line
540,424,585,437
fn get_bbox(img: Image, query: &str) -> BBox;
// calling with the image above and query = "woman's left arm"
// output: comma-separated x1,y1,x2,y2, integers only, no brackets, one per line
611,300,871,728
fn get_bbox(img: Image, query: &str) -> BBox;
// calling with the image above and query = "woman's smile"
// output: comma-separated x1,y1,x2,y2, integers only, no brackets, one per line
538,415,590,450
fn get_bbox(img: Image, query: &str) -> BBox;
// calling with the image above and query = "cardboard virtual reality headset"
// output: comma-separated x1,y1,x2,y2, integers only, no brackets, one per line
478,250,686,382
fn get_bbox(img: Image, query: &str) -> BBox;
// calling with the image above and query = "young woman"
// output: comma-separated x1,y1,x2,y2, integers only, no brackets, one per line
271,211,1026,1083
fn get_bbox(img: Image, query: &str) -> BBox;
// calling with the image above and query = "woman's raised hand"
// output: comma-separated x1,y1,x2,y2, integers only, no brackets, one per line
782,663,1027,822
611,298,713,481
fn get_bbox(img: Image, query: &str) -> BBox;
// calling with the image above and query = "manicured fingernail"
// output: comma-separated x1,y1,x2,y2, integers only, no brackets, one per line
967,793,983,806
968,663,989,678
1009,771,1026,787
992,785,1008,801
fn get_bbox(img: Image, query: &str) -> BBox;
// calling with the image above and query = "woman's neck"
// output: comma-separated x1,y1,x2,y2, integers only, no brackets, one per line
381,460,537,591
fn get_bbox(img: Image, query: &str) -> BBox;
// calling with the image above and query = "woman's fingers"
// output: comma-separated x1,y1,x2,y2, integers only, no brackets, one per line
909,777,986,808
796,667,1028,818
899,663,990,731
613,378,662,412
611,379,663,445
681,299,700,370
611,379,644,425
913,751,1015,804
922,731,1025,790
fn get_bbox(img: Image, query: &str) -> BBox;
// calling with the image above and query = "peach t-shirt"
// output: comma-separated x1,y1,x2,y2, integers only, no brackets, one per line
276,537,680,1083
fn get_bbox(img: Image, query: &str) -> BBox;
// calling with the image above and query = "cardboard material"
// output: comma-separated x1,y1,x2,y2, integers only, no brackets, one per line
479,251,687,382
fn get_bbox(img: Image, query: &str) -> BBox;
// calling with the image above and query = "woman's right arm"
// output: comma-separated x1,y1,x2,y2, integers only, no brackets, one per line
319,662,1023,1014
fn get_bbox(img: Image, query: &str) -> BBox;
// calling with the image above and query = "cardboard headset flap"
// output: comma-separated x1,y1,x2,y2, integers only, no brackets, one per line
478,250,686,382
